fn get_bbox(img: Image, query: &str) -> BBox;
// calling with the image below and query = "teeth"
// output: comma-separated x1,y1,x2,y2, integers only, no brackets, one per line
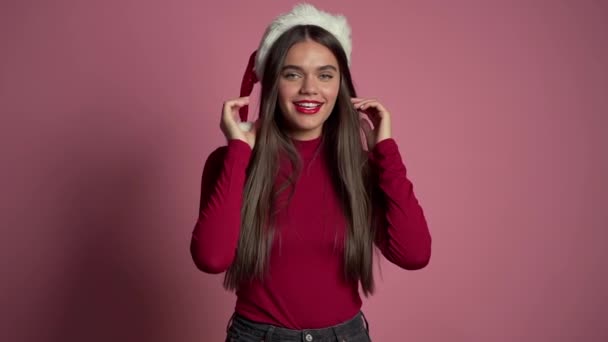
296,103,321,108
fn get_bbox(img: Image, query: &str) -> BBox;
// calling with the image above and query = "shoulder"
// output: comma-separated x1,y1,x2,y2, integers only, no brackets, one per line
204,139,252,168
206,145,228,163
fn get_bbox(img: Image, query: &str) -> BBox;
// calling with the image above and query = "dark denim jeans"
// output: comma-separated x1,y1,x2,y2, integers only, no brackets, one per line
225,311,371,342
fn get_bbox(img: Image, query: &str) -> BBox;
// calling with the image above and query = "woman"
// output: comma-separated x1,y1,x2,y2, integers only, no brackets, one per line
191,4,431,341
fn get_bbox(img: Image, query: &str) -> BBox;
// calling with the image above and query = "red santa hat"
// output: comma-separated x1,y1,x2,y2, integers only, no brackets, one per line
238,3,353,122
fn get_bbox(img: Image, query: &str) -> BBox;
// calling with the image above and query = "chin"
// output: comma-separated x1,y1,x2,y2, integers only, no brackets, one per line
291,116,328,130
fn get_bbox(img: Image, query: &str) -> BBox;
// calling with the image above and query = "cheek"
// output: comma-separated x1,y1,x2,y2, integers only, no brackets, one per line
278,79,298,95
277,85,287,102
323,84,340,103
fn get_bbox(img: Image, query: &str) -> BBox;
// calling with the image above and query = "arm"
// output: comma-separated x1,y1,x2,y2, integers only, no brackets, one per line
370,138,432,270
190,139,252,274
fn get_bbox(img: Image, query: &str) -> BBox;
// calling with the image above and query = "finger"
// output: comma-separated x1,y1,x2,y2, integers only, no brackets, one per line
226,96,250,105
224,96,250,112
357,105,382,127
355,100,380,113
354,101,379,115
230,97,250,109
224,98,251,123
235,95,250,103
356,100,385,114
355,99,379,109
352,99,375,109
351,97,373,107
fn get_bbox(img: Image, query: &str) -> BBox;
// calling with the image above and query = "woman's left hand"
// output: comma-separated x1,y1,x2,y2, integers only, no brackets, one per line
351,97,392,150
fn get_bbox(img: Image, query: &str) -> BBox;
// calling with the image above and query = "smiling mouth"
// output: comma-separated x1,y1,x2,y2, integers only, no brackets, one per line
294,102,323,114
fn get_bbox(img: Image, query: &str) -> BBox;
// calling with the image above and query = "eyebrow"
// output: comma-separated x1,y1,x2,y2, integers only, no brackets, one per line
281,65,338,72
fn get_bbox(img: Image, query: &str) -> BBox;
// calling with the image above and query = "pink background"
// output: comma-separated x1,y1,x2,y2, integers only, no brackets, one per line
1,0,607,341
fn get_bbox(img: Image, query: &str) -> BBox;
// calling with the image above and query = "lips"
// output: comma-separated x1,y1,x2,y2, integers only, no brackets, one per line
293,101,323,114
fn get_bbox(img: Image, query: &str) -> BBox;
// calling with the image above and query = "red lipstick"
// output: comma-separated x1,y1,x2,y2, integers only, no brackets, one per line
293,101,323,115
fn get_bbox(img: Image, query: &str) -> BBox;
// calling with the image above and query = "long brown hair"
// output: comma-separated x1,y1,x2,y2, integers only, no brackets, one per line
224,25,378,295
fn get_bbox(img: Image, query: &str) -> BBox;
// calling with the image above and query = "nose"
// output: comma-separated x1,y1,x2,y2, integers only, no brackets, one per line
299,75,318,94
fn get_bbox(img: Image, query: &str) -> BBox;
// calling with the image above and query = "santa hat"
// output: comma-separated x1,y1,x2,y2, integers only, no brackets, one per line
239,3,352,122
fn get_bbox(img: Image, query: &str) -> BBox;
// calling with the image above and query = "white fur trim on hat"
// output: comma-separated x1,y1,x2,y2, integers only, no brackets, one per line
253,3,352,81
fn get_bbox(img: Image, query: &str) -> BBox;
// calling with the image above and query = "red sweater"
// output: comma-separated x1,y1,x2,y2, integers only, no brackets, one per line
191,136,431,329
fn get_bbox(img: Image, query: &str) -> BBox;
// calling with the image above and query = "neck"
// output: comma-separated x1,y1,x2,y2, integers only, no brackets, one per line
291,134,323,159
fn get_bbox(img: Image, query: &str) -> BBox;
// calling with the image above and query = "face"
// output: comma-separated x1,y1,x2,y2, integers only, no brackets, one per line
277,39,340,140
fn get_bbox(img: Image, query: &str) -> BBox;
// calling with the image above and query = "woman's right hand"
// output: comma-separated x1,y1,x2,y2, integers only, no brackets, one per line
220,96,258,149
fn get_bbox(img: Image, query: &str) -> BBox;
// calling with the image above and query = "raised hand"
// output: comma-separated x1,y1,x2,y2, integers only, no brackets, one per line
352,97,392,150
220,96,258,149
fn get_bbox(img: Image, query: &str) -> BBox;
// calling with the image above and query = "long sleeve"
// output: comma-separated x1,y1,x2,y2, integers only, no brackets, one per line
370,138,432,270
190,139,252,274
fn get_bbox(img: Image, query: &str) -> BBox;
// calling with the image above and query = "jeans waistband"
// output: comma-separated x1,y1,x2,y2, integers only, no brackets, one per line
227,311,369,341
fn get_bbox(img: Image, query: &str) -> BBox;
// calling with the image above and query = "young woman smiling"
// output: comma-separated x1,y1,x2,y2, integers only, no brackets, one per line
190,4,432,341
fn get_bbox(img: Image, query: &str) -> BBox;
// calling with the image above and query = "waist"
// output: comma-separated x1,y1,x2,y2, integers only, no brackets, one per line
228,311,369,341
235,280,362,328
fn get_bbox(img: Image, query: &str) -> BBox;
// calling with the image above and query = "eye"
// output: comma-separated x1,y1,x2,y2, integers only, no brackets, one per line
319,74,334,80
283,72,300,79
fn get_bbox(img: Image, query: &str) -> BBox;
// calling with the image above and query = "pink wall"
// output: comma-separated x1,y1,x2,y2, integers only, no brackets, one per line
2,0,607,341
